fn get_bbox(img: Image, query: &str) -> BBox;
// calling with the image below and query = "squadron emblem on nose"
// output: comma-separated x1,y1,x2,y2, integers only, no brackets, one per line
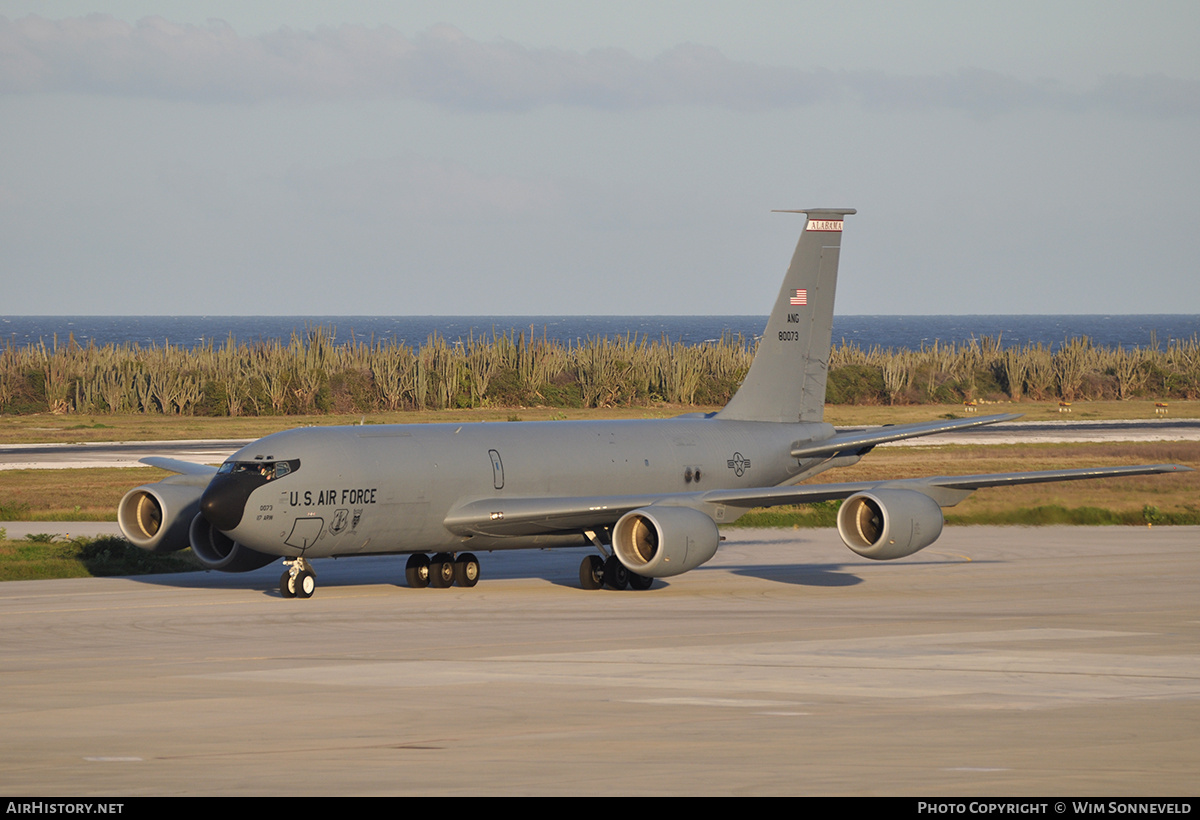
330,508,349,535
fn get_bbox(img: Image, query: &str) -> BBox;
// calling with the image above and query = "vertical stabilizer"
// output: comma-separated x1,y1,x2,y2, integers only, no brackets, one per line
716,209,855,423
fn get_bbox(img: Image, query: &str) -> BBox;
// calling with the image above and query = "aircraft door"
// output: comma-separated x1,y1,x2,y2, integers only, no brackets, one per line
489,449,504,490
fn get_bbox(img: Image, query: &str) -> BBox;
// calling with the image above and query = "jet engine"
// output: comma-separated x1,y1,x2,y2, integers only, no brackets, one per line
117,478,206,554
612,506,720,578
836,489,944,560
188,514,277,573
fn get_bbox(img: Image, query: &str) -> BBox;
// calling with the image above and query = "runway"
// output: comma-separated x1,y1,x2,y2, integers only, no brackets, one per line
0,439,250,470
1,526,1197,795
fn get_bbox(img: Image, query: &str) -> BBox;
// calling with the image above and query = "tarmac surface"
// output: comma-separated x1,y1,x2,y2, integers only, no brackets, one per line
1,525,1197,796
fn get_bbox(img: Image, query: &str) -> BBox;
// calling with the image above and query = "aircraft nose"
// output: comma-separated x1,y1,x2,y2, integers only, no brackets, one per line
200,472,264,532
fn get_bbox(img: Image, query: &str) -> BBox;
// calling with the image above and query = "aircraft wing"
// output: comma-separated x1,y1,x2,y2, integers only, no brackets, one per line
703,463,1191,508
444,493,678,537
790,413,1022,458
444,463,1190,538
140,457,220,477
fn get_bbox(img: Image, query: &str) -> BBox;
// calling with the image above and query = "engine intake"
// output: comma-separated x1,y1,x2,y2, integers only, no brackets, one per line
188,513,277,573
836,489,944,560
612,506,720,578
117,480,204,554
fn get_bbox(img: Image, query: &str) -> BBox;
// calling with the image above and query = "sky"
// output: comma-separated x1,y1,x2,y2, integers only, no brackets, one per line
2,1,1198,316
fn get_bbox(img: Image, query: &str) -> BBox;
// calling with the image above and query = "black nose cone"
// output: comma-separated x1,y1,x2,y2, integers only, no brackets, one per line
200,473,265,532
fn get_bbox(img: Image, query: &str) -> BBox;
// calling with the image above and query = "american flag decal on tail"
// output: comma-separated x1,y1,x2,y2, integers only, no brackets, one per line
790,289,808,306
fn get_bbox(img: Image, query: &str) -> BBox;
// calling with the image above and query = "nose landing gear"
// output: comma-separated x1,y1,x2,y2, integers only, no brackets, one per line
279,557,316,599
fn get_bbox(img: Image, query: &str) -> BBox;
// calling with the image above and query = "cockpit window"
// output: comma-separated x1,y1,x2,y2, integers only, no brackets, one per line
216,459,300,480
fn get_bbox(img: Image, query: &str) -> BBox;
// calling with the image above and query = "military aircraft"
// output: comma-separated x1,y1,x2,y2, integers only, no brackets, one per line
117,209,1187,597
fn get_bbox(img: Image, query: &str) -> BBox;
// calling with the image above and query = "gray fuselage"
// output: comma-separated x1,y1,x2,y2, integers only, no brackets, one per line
216,417,835,558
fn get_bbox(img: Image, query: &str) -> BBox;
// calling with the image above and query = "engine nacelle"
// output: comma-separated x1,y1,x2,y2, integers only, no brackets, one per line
612,506,720,578
117,479,205,554
836,489,944,560
188,513,277,573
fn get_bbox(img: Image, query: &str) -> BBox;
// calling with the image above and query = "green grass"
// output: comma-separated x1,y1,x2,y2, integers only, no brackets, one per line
0,501,33,520
0,534,198,581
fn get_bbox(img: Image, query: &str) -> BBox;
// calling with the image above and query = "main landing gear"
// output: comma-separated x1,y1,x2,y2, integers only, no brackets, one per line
579,528,652,590
579,554,654,591
405,552,480,589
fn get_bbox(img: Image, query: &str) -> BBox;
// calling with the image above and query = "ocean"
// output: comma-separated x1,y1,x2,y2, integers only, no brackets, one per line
1,315,1198,352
